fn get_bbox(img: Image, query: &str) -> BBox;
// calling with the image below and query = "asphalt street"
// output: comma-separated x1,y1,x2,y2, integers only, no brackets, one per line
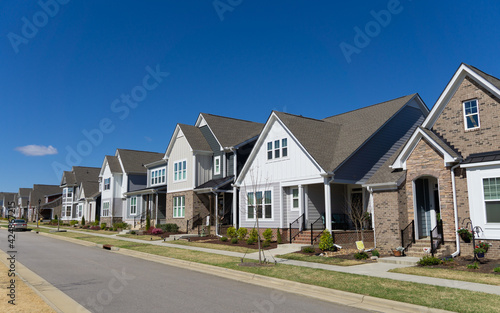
1,230,370,313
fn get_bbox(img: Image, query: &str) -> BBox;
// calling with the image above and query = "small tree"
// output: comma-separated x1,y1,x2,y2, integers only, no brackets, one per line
81,215,86,226
276,228,283,244
319,229,334,251
146,216,151,231
343,193,370,242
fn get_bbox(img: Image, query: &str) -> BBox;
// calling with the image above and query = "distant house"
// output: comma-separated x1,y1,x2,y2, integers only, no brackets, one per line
29,184,63,221
16,188,32,219
370,64,500,257
0,192,17,218
77,181,101,224
60,166,101,222
235,95,428,243
164,113,263,233
99,149,163,227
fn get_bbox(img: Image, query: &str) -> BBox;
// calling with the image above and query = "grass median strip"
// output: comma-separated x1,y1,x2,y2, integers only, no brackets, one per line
42,230,500,313
277,253,364,266
168,240,258,253
390,266,500,286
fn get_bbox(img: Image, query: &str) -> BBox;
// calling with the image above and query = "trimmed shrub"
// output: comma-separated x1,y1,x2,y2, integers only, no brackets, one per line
494,267,500,273
318,230,334,251
130,230,136,235
157,223,180,233
417,255,442,266
220,236,228,242
246,238,255,245
249,228,259,242
237,227,248,241
231,237,238,244
151,228,163,235
70,220,78,226
226,227,237,239
146,218,151,231
114,222,128,230
302,246,315,253
100,223,107,230
81,216,85,226
371,249,380,257
263,240,270,248
90,226,100,230
263,228,273,242
54,215,58,220
277,228,283,244
93,220,99,226
355,252,369,260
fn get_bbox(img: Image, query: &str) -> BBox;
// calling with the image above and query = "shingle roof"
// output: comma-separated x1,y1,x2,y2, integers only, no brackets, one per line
364,145,406,185
117,149,164,174
195,176,235,191
464,63,500,91
105,155,123,173
19,188,32,198
462,150,500,164
80,181,100,199
72,166,100,183
419,127,461,159
30,185,62,204
275,94,417,172
200,113,264,148
61,171,76,186
178,124,211,152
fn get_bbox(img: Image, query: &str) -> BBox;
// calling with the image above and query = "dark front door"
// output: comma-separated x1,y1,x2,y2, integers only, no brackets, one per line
415,178,431,238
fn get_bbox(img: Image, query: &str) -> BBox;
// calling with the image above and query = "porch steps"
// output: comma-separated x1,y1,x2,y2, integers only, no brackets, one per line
404,238,454,258
291,230,323,244
377,256,420,266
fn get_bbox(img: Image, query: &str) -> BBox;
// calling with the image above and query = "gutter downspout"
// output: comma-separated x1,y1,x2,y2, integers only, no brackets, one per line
212,190,222,237
451,164,460,258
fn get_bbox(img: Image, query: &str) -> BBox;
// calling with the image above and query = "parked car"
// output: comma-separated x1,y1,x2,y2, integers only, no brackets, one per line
10,219,27,231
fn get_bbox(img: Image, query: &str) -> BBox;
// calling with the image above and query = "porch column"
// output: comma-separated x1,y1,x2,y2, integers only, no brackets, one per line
233,186,238,227
299,185,304,226
324,177,332,231
279,183,283,229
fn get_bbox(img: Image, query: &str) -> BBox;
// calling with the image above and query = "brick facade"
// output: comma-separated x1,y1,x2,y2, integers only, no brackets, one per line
165,191,210,232
373,190,401,250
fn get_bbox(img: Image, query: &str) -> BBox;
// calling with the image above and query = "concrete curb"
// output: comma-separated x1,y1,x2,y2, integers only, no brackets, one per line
40,231,454,313
0,248,91,313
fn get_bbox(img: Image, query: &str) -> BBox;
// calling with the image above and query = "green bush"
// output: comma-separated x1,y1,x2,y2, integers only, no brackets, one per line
114,222,128,230
355,252,369,260
226,227,237,239
54,215,58,220
277,228,282,244
467,262,480,270
146,218,151,231
220,236,228,242
318,230,334,251
263,228,273,242
231,237,238,244
93,220,99,226
237,227,248,240
263,240,270,248
417,255,442,266
302,246,315,253
81,216,85,226
70,220,78,226
246,238,255,245
100,223,107,230
130,230,136,235
157,223,180,233
249,228,259,242
371,249,380,257
494,267,500,273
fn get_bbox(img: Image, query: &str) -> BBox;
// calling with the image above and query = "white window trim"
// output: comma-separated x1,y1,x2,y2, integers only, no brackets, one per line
463,99,480,130
481,177,500,224
173,159,187,183
104,178,111,190
173,196,185,218
291,187,299,211
102,201,110,217
246,189,274,221
266,138,290,162
214,156,221,175
130,196,137,216
77,204,83,218
150,167,166,186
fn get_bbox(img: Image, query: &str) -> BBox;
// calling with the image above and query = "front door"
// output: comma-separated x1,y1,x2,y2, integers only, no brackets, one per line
415,177,438,238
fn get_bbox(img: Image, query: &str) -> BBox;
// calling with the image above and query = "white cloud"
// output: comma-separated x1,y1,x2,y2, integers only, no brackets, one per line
15,145,58,156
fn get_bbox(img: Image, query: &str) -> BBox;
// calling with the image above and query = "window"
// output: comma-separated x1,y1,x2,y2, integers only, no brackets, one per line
174,160,187,182
464,99,480,130
173,196,185,218
292,188,299,210
267,138,289,160
162,169,166,183
130,197,137,215
483,178,500,223
150,168,166,186
64,187,72,199
104,178,110,190
152,171,156,185
64,205,71,217
247,190,272,219
102,202,110,217
214,156,221,175
77,204,83,218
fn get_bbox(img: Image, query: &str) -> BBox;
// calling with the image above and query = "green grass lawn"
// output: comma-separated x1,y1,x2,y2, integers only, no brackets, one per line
33,229,500,313
168,240,258,253
390,266,500,286
277,252,364,266
117,234,163,241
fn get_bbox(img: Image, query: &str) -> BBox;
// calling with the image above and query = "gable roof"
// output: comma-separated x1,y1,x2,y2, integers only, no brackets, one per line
198,113,264,148
61,166,100,187
466,64,500,90
18,188,32,198
177,124,211,152
30,184,62,204
117,149,164,174
105,155,123,173
80,181,100,199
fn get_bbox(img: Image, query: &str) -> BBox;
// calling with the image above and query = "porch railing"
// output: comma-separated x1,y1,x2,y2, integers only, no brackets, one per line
401,220,415,254
430,220,444,257
289,213,305,243
310,216,325,245
133,209,148,229
186,213,201,232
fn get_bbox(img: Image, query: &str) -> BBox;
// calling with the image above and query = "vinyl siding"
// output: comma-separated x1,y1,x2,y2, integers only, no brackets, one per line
227,153,235,177
167,134,193,192
306,184,324,224
239,182,281,228
128,174,147,192
196,154,212,186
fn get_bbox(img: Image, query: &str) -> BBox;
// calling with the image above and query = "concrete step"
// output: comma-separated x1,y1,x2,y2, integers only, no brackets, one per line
377,256,420,266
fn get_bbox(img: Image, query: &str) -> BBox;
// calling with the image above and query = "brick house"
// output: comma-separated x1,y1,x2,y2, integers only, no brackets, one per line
366,64,500,257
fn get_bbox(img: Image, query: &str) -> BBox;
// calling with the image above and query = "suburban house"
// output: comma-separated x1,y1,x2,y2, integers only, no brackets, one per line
234,94,428,245
77,181,101,224
16,188,32,219
60,166,101,222
123,158,167,229
29,184,63,221
1,192,17,218
366,64,500,257
165,113,263,233
99,149,164,226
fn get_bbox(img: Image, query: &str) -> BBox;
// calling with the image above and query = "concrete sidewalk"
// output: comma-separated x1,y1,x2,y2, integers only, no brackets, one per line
34,225,500,296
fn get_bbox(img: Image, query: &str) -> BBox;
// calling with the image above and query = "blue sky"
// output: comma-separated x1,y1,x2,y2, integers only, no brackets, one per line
1,1,500,192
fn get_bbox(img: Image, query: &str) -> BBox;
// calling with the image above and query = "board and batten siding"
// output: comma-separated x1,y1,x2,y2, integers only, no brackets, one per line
227,153,235,177
124,195,143,220
196,154,212,186
128,174,147,192
239,182,281,229
167,134,193,192
240,118,323,187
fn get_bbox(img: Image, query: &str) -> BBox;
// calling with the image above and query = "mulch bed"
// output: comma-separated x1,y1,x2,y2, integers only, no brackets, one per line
423,256,500,274
296,247,390,262
186,235,278,250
